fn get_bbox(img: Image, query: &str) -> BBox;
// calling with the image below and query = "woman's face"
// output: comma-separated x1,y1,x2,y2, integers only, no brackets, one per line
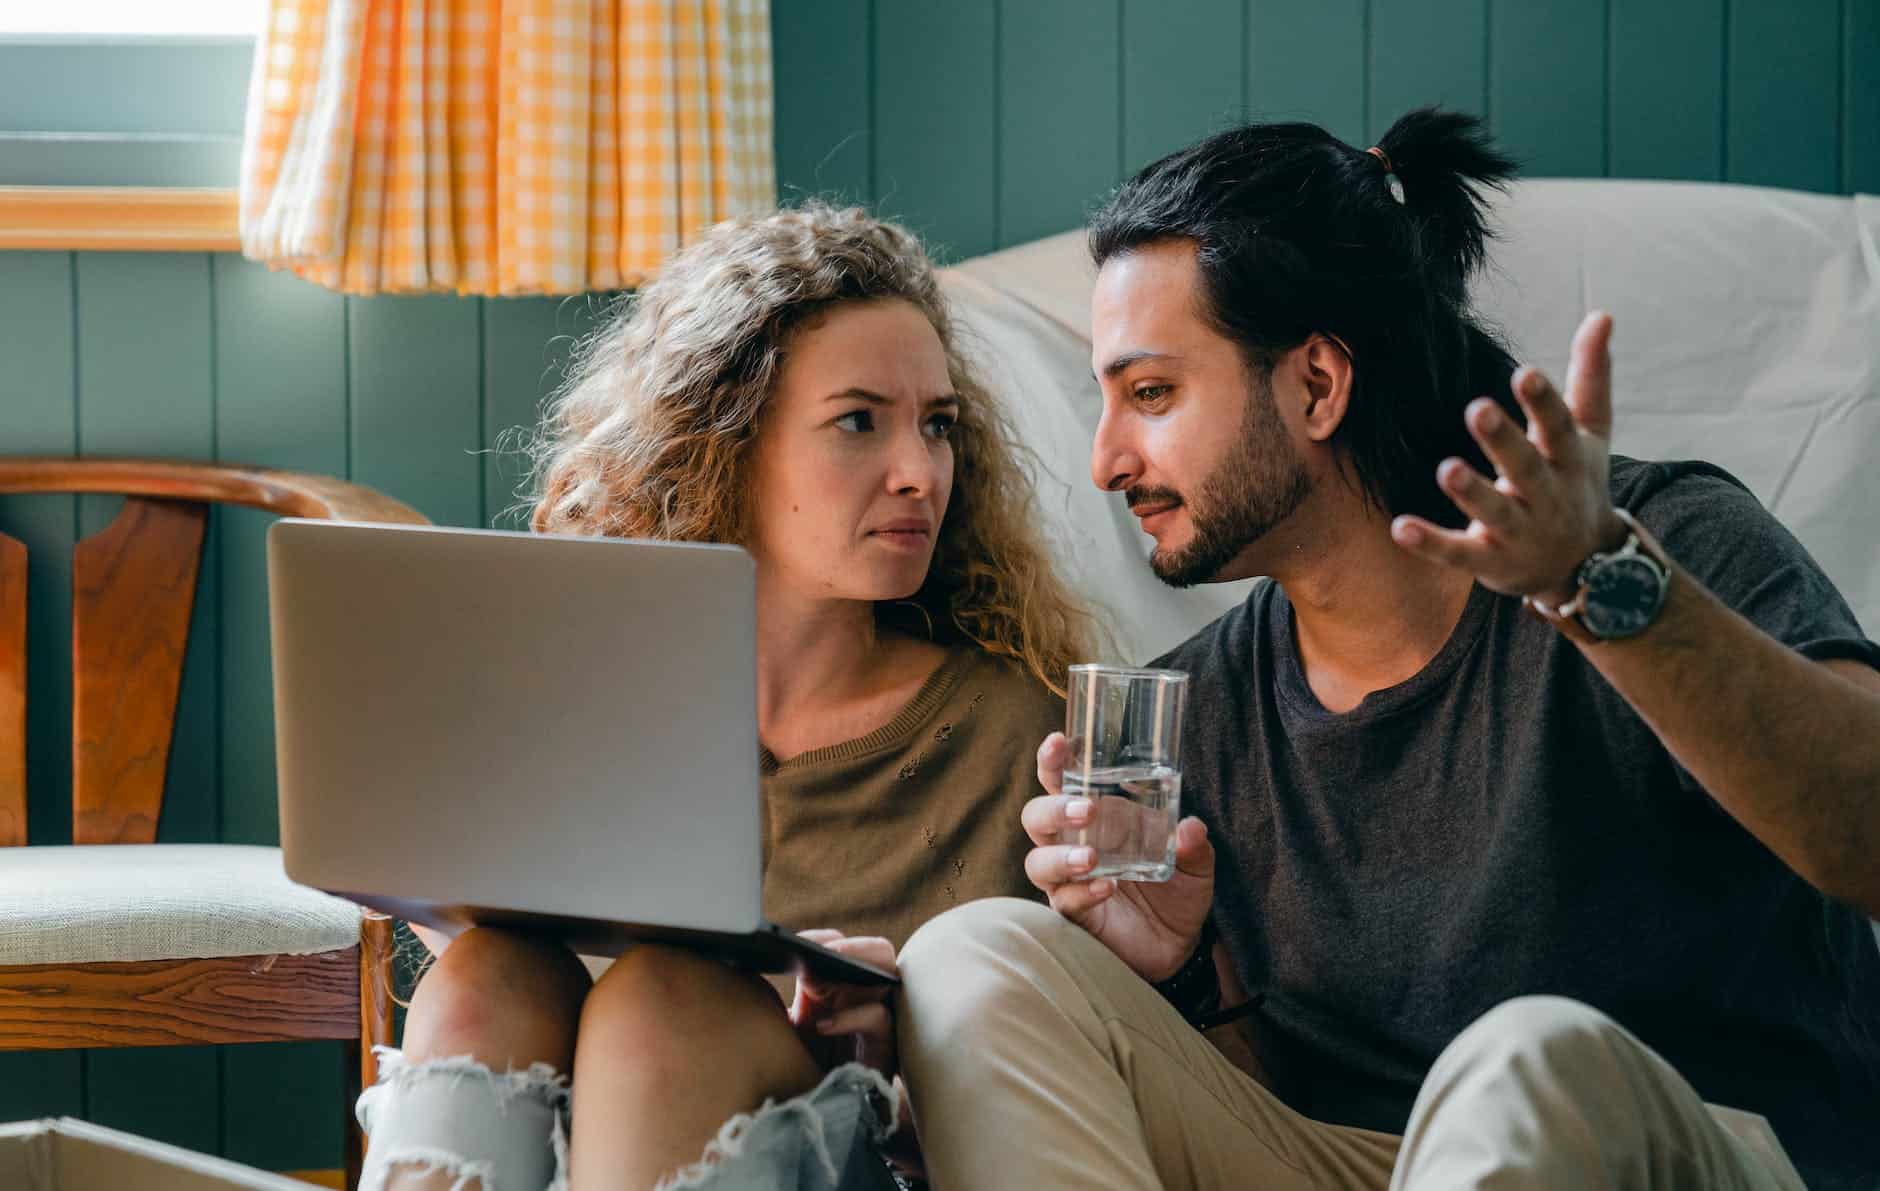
747,298,958,604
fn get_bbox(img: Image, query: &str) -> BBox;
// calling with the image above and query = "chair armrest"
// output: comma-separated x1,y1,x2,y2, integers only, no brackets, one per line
0,457,428,524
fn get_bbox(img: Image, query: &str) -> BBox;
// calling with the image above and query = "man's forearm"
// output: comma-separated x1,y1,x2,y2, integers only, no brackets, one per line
1571,551,1880,916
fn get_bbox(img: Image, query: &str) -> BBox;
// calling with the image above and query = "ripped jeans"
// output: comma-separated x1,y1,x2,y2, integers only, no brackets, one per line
355,1046,902,1191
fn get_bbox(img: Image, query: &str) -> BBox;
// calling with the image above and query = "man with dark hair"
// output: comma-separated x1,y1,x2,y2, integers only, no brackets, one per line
893,111,1880,1189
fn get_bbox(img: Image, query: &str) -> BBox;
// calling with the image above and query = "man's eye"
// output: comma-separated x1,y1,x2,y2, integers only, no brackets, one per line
834,410,874,432
924,413,956,439
1134,384,1172,405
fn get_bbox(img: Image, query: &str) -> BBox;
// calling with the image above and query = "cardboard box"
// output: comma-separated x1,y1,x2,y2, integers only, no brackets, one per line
0,1118,311,1190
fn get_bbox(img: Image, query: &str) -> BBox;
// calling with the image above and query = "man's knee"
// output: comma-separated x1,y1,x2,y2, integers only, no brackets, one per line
902,896,1067,976
1427,994,1634,1105
898,897,1082,1048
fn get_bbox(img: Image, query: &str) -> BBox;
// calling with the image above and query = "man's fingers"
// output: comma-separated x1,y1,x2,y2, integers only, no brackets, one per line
1437,457,1522,538
1465,396,1550,490
1047,878,1115,919
1021,793,1093,845
1509,368,1578,464
1025,843,1098,892
1391,515,1496,571
1172,817,1215,880
1562,311,1614,440
1036,732,1070,796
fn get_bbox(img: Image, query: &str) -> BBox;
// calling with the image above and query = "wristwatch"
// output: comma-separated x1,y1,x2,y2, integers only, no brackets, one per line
1152,920,1222,1025
1527,508,1671,641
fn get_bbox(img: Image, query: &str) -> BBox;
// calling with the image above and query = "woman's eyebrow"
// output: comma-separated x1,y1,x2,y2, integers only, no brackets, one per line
824,388,960,407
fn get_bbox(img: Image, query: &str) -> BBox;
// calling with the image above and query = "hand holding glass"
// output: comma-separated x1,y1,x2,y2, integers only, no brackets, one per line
1064,665,1187,882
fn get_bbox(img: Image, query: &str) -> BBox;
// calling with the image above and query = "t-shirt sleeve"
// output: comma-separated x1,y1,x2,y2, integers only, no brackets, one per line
1625,460,1880,673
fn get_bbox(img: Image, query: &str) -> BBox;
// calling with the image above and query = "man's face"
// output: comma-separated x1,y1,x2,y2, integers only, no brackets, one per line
1089,239,1310,587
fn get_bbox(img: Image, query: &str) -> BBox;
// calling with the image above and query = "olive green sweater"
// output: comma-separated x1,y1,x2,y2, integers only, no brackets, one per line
759,646,1062,950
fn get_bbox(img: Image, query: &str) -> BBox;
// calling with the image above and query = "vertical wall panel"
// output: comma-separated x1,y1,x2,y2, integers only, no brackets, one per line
770,0,872,204
874,0,997,259
1851,0,1880,194
1728,0,1842,192
212,253,350,1170
1490,0,1606,176
1610,0,1725,181
349,295,482,528
1247,0,1366,145
211,255,348,847
70,251,223,1153
221,1042,347,1171
0,251,84,1122
1000,0,1122,246
483,295,594,528
1122,0,1244,172
1368,0,1488,140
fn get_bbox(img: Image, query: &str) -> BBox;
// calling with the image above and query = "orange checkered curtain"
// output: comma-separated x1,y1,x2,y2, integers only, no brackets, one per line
238,0,775,295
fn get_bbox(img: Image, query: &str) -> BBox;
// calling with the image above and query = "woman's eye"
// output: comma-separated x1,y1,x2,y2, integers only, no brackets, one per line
1134,384,1172,406
924,413,957,439
834,409,875,433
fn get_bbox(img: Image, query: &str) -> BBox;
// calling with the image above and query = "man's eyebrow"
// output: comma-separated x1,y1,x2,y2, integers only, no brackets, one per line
825,387,961,406
1096,351,1177,380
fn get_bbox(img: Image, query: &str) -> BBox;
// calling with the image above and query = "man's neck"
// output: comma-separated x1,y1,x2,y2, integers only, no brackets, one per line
1261,499,1477,714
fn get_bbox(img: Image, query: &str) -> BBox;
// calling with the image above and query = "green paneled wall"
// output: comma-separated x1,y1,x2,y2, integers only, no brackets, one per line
0,0,1873,1172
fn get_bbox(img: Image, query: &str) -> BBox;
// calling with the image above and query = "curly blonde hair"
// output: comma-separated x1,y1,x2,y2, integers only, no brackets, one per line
530,204,1094,694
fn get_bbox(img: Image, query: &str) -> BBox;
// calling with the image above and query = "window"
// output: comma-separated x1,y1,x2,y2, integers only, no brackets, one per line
1,4,256,188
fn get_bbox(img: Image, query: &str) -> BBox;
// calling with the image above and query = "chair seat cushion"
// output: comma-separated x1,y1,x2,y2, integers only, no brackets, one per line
0,844,362,966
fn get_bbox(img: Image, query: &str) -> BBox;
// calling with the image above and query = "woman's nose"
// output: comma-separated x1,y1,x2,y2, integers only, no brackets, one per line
887,426,937,496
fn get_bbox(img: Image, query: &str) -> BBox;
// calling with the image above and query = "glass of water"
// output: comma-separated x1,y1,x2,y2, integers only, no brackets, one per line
1064,664,1187,882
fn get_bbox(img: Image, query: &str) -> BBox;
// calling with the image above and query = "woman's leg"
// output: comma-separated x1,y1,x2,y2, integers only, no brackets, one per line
368,926,594,1190
568,945,823,1190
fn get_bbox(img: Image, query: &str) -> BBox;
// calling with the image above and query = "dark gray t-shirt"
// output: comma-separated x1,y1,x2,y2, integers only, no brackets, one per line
1153,458,1880,1189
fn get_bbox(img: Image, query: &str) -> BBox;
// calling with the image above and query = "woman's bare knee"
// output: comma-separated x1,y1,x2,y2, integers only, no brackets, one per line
402,926,592,1072
578,945,815,1098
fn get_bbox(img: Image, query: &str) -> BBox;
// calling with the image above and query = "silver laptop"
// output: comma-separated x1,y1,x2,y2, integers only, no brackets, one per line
268,519,894,985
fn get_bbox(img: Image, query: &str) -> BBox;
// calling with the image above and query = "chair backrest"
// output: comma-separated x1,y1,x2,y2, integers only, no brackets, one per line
939,179,1880,662
0,459,425,846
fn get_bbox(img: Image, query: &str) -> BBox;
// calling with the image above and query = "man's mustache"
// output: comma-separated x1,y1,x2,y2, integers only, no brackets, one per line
1125,486,1183,511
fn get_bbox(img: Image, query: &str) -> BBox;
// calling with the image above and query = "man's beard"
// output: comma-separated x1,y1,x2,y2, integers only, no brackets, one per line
1134,371,1309,588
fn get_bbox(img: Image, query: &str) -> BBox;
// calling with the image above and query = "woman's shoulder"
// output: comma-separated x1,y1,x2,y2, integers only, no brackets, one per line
943,644,1065,737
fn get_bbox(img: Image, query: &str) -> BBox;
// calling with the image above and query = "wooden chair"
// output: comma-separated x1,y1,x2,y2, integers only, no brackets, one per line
0,458,428,1189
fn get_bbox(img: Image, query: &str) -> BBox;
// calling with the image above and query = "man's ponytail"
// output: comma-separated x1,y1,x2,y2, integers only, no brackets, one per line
1374,107,1518,301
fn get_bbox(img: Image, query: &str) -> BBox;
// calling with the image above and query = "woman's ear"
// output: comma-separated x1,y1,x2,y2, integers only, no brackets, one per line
1297,334,1354,443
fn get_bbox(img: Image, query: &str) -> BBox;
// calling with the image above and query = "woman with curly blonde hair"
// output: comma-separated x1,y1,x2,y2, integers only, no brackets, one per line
356,205,1099,1191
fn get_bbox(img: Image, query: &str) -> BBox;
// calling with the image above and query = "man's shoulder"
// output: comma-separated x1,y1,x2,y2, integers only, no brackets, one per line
1607,454,1813,572
1608,455,1763,526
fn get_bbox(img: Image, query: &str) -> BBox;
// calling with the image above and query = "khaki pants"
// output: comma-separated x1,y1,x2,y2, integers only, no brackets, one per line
896,898,1804,1191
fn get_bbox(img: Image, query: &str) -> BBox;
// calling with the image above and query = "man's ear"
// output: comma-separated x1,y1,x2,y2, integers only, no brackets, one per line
1296,334,1354,443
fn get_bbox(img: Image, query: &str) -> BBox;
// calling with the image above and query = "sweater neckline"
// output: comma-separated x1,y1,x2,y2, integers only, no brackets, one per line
759,646,977,774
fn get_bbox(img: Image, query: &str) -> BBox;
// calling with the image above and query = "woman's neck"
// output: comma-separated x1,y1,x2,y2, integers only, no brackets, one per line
753,578,943,759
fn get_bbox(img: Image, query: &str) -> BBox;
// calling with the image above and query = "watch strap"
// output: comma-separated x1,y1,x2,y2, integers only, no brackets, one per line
1525,508,1670,642
1152,919,1222,1025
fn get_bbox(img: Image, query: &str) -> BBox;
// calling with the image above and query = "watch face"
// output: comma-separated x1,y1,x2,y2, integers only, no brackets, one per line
1581,555,1667,638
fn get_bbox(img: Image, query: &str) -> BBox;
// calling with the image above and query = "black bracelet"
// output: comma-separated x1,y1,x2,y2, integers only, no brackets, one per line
1151,920,1221,1025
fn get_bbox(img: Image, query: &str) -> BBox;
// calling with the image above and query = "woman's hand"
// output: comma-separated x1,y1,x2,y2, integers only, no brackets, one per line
789,930,899,1077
